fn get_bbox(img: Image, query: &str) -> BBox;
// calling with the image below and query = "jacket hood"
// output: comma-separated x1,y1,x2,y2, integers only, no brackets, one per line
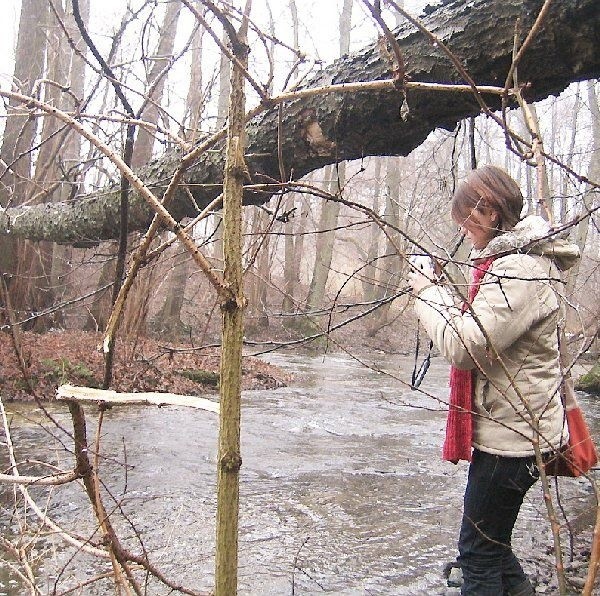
473,215,580,271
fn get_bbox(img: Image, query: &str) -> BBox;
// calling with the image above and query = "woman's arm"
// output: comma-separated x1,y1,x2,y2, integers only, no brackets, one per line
413,254,559,369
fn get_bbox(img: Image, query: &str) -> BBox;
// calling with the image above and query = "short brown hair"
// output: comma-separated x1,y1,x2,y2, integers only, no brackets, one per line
451,165,523,231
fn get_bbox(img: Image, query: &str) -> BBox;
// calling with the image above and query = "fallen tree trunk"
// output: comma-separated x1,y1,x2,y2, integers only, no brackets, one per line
1,0,599,244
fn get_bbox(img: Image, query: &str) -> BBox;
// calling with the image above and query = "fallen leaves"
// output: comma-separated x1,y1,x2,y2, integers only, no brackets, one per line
0,330,291,401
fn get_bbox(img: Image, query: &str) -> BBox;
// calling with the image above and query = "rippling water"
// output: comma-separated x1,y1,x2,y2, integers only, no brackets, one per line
1,352,598,594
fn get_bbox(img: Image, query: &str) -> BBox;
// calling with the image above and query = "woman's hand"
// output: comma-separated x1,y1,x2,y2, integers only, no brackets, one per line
407,268,435,295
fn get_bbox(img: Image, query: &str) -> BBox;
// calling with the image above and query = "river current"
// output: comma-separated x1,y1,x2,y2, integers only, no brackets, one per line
1,352,598,595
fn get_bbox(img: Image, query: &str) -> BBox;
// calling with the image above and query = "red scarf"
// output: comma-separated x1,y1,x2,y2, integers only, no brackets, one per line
443,258,494,463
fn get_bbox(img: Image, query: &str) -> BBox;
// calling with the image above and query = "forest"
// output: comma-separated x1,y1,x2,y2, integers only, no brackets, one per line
0,0,599,594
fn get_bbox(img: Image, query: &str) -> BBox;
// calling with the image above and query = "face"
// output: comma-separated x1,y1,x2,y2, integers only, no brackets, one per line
457,208,498,250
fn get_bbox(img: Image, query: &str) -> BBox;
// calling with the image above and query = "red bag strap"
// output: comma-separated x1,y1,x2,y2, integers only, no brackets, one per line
557,327,579,411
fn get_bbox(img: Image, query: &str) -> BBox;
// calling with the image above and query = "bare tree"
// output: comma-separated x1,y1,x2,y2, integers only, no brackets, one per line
131,1,183,169
281,0,302,314
305,0,353,312
0,0,50,326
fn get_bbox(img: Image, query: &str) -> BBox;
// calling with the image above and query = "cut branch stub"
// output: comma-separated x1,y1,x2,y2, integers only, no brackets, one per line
219,450,242,473
299,108,336,156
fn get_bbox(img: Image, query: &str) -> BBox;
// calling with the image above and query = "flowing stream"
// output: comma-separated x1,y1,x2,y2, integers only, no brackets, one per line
1,352,598,595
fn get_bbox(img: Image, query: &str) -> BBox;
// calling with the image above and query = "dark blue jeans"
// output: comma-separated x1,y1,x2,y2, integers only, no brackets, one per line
457,449,539,595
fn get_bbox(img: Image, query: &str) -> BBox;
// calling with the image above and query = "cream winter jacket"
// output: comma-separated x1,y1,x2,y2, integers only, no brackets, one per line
414,216,580,457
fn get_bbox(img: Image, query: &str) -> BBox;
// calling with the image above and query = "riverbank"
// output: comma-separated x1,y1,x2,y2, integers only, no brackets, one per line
0,330,292,401
2,324,598,401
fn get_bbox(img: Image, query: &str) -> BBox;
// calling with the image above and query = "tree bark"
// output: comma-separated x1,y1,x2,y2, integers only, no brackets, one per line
305,0,353,313
361,159,382,303
214,3,250,593
155,244,191,336
281,193,299,313
373,158,404,319
0,0,50,324
246,206,271,328
25,0,73,330
281,0,301,314
566,81,600,294
305,165,342,311
180,24,206,143
0,0,49,206
131,1,183,169
1,0,599,244
154,4,202,334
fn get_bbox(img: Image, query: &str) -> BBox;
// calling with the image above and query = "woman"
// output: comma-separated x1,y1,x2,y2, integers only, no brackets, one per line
408,165,580,595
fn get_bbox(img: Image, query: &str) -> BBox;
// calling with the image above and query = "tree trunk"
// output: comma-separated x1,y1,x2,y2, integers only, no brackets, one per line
361,159,382,303
560,84,581,223
246,206,271,329
131,2,182,169
305,0,352,313
524,101,553,221
52,0,90,328
25,0,74,330
214,4,250,593
155,8,205,330
367,157,405,335
281,193,299,313
84,248,116,331
180,24,205,143
305,165,342,311
0,0,49,206
1,0,599,244
567,81,600,291
211,25,231,284
155,245,191,337
280,0,301,314
107,2,183,339
0,0,50,326
380,158,403,301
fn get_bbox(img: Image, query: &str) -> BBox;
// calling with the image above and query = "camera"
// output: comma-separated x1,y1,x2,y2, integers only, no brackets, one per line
408,254,435,276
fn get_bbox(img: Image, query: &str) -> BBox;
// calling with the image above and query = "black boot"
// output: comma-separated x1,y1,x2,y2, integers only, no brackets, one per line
442,561,463,588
